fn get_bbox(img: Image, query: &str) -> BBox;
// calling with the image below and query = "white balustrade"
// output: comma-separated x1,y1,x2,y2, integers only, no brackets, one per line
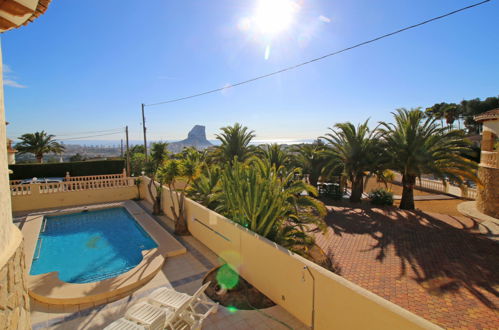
9,173,126,186
10,177,135,196
413,177,477,199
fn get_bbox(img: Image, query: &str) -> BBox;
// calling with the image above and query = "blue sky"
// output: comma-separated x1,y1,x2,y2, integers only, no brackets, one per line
3,0,498,142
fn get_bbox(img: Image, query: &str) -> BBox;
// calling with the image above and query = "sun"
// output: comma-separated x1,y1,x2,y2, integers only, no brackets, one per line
252,0,299,36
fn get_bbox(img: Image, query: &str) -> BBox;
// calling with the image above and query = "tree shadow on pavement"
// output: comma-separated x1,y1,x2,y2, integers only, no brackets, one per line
325,203,499,309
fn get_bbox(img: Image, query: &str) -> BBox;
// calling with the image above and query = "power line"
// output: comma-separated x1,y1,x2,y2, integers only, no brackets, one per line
145,0,491,107
52,128,124,137
8,128,124,138
56,131,123,141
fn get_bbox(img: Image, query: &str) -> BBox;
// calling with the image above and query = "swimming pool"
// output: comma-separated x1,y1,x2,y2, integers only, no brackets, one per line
30,207,158,283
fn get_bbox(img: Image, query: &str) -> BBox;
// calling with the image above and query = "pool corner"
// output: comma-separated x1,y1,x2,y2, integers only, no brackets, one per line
21,201,186,307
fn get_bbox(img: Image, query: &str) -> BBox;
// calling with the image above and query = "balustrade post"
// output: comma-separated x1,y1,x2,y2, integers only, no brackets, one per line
30,183,40,197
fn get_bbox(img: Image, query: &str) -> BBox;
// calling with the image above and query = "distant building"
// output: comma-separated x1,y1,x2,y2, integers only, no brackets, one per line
6,122,17,164
7,138,16,164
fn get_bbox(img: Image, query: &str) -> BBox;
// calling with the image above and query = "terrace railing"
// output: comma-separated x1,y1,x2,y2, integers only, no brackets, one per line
66,173,126,181
10,184,32,196
414,177,478,200
390,173,477,200
10,177,135,196
9,169,127,186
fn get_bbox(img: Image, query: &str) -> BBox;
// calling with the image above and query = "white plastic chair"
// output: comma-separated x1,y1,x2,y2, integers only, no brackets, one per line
184,295,219,329
103,318,146,330
163,291,199,330
125,302,170,330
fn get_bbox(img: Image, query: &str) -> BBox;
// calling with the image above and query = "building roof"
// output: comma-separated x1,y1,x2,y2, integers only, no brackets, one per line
473,108,499,122
0,0,52,33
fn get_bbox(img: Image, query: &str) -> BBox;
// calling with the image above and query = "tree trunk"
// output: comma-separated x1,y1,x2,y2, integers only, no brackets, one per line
147,178,163,215
309,173,319,188
152,196,162,215
349,175,363,203
399,175,415,210
36,154,43,163
174,194,190,235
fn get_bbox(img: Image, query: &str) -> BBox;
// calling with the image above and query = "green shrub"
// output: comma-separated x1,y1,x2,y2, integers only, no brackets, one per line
9,160,125,180
368,188,394,206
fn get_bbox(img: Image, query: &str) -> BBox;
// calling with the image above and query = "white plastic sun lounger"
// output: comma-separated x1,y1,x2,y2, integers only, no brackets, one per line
126,293,198,330
125,302,170,330
106,282,218,330
148,286,192,312
148,281,217,312
148,281,218,329
103,318,146,330
105,300,191,330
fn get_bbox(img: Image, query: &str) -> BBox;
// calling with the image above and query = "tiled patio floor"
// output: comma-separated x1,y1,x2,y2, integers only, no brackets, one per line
315,201,499,329
27,201,308,330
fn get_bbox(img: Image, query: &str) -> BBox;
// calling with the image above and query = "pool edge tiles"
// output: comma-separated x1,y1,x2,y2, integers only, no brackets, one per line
21,201,186,306
30,207,158,284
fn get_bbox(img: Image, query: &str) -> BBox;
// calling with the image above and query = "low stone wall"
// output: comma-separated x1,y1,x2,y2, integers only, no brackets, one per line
476,166,499,218
0,227,30,330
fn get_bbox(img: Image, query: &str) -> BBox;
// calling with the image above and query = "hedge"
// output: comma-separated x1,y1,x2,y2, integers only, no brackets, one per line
9,160,125,180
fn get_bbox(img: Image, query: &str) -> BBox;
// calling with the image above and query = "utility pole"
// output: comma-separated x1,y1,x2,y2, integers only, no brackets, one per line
125,126,130,176
120,139,123,158
141,103,148,162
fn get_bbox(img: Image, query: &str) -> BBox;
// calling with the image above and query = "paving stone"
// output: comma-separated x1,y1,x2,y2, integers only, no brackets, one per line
316,202,499,329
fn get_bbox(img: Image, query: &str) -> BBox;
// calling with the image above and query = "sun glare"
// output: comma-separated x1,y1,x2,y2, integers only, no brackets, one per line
252,0,299,36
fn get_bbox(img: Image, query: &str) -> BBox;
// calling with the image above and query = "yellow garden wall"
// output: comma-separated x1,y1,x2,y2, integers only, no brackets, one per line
140,177,439,329
11,186,137,212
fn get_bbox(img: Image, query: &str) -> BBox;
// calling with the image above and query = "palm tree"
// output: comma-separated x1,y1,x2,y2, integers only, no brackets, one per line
378,108,478,210
292,141,327,188
146,142,170,214
160,153,203,235
215,123,255,164
443,103,460,128
130,153,146,176
187,164,221,210
179,146,205,163
129,144,145,155
425,103,446,128
257,143,290,170
375,169,395,190
149,142,169,167
322,121,382,203
16,131,65,163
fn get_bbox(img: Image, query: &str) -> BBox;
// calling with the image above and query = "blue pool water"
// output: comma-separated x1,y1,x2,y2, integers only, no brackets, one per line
30,207,157,283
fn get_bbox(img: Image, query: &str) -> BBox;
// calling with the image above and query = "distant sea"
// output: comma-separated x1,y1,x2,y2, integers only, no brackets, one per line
55,139,315,147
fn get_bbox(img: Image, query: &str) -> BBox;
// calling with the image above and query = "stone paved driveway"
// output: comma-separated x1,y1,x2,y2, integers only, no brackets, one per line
314,202,499,329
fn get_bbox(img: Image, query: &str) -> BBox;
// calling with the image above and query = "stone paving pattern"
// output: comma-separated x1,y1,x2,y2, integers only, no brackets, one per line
314,202,499,329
